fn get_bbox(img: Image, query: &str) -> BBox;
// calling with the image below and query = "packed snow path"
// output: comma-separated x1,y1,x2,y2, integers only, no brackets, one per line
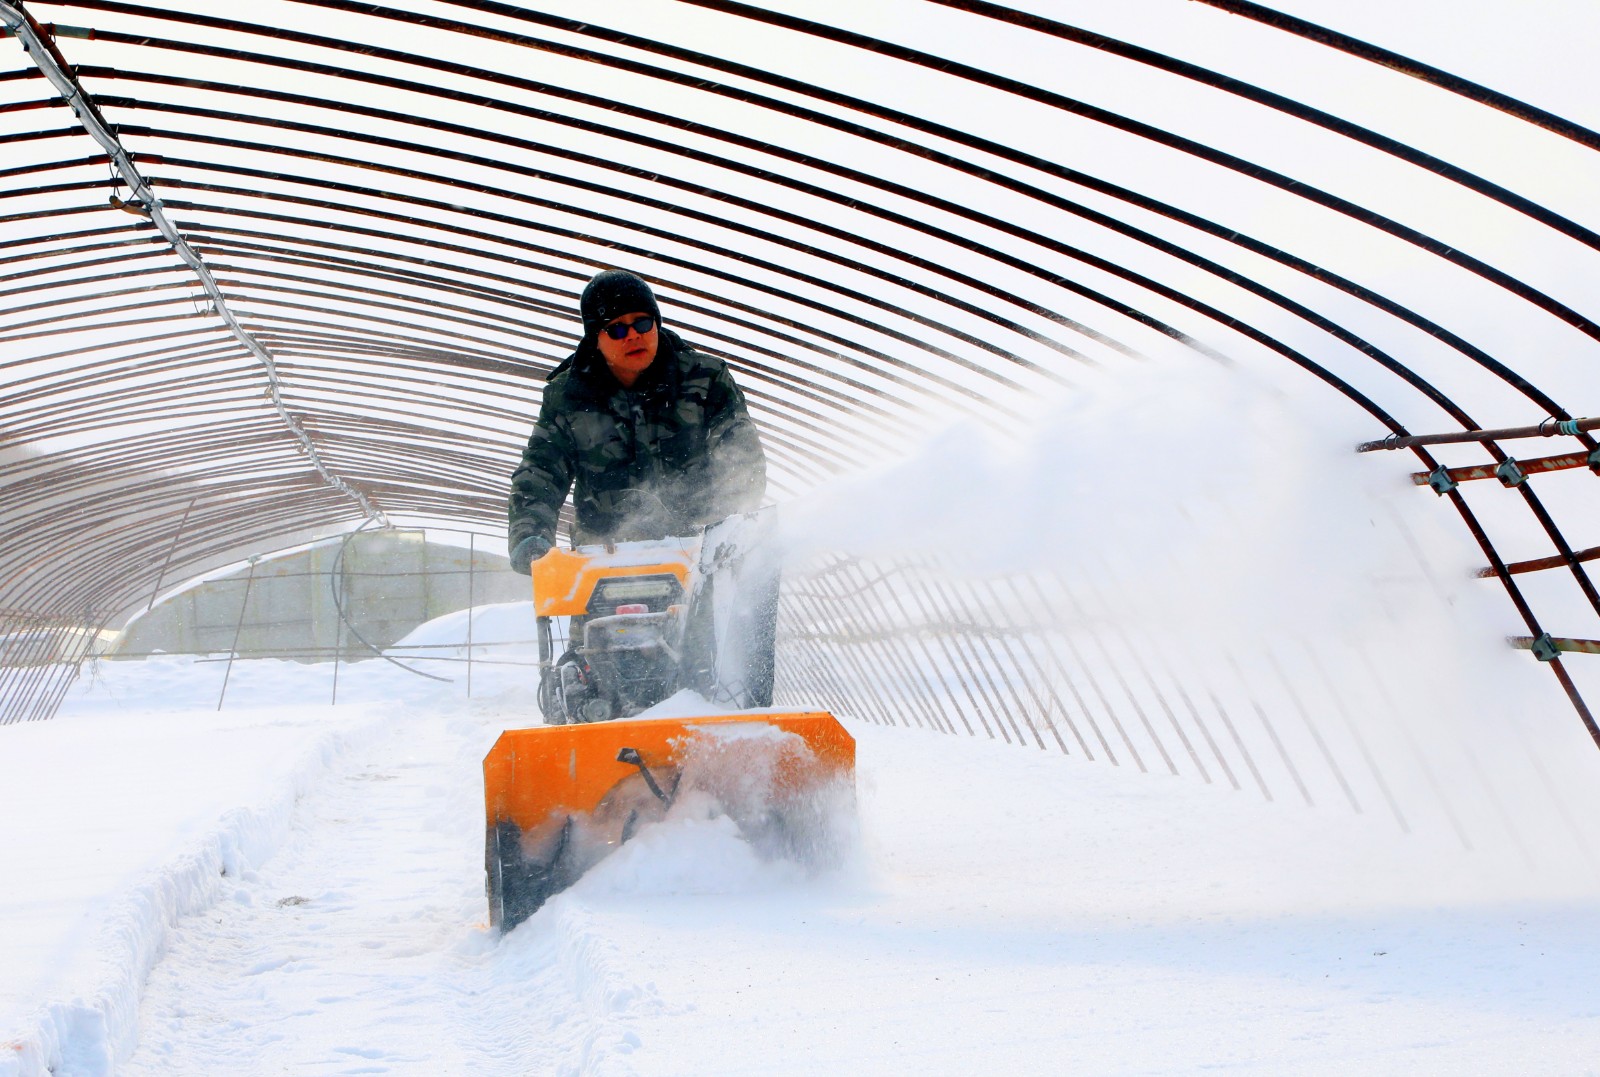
120,706,562,1073
93,691,1600,1075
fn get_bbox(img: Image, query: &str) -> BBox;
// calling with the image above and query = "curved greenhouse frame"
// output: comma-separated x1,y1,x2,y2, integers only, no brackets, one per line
2,1,1596,756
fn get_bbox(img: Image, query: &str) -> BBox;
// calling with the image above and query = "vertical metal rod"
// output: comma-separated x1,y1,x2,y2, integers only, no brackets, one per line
1075,556,1225,782
772,602,822,709
950,573,1044,748
9,628,62,724
987,576,1076,755
918,570,1017,745
1546,654,1600,751
0,635,27,725
776,603,848,718
1457,734,1535,867
781,590,860,719
799,633,853,717
421,527,432,617
1518,745,1597,870
1252,697,1311,804
791,568,896,727
1072,570,1187,774
899,566,990,739
1081,560,1216,777
889,563,985,729
797,571,898,727
0,665,18,726
768,581,805,708
770,595,802,707
1209,689,1272,800
870,562,969,736
1023,573,1117,759
7,620,74,723
1226,652,1311,805
331,553,345,706
970,574,1060,751
1043,574,1147,770
329,576,345,710
25,610,98,721
0,619,52,724
1303,645,1406,830
17,661,61,723
466,532,475,699
835,561,944,732
1169,679,1232,788
926,569,1033,746
1265,649,1359,811
32,639,89,721
779,582,858,719
217,559,257,712
146,496,198,613
30,662,80,723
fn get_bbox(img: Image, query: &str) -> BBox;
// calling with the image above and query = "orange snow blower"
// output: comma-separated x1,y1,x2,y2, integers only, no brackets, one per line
484,514,855,931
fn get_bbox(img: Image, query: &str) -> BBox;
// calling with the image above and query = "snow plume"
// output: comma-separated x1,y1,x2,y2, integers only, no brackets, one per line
780,360,1413,637
774,359,1600,898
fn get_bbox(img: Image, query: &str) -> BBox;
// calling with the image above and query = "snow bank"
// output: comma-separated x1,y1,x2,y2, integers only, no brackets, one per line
389,600,538,652
0,697,386,1076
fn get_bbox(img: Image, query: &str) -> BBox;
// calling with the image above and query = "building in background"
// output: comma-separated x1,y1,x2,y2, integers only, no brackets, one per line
114,530,526,662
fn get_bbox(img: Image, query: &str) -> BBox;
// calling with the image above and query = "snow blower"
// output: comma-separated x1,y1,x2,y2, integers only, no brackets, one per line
483,513,855,931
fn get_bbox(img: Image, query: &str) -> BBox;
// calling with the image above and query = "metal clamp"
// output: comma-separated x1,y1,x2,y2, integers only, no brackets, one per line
1426,467,1457,495
1496,458,1527,488
1531,633,1561,663
1538,417,1581,437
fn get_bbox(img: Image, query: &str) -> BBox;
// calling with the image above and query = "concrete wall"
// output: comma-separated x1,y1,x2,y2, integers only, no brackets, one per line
114,530,529,660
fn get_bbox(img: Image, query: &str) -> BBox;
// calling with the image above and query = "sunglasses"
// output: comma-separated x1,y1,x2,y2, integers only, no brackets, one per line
602,315,656,340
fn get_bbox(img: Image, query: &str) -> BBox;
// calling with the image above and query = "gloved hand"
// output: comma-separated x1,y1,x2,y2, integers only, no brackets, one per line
510,534,552,575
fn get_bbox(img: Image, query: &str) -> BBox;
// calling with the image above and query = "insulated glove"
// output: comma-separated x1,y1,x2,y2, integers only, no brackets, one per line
510,535,552,575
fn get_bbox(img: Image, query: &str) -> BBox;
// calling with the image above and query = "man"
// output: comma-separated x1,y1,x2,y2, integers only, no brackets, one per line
507,269,767,573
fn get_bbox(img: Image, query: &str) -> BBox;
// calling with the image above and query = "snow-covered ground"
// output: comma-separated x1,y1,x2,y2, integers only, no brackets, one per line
4,598,1600,1077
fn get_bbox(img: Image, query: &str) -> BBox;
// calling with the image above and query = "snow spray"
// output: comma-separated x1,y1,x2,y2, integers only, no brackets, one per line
772,358,1600,901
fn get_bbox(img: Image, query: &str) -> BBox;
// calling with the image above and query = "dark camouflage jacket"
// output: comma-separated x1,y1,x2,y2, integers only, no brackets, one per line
508,329,767,555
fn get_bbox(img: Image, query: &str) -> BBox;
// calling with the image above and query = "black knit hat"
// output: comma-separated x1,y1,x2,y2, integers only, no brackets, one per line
579,270,660,341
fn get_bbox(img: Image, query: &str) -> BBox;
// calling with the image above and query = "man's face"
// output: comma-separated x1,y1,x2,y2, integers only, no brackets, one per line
597,310,658,385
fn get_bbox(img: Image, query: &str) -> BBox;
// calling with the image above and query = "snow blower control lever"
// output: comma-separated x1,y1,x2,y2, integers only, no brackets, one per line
617,746,673,805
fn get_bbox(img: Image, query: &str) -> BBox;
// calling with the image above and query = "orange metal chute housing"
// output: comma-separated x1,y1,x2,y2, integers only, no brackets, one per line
483,712,855,834
529,543,697,616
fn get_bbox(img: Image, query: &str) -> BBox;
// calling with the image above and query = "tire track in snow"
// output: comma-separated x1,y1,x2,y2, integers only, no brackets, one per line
120,703,656,1076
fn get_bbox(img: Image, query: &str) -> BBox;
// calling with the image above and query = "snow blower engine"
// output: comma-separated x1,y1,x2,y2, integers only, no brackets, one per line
532,538,697,725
